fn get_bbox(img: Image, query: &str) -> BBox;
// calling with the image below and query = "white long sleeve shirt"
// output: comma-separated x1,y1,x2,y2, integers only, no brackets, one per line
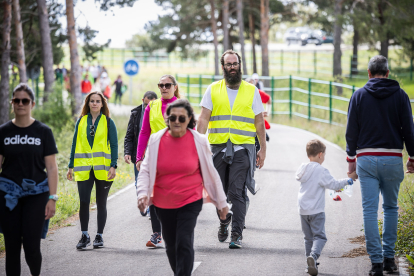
295,162,350,215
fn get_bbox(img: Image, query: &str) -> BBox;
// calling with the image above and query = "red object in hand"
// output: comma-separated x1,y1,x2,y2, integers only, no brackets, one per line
333,195,342,201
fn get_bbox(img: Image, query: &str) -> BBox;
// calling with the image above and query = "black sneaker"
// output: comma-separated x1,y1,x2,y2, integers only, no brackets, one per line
229,232,242,249
307,255,318,275
93,235,104,248
383,257,397,272
76,234,91,250
218,215,231,242
369,263,383,276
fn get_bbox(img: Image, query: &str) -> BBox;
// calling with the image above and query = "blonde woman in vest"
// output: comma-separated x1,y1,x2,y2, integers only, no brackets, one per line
67,91,118,250
197,50,267,249
135,74,180,248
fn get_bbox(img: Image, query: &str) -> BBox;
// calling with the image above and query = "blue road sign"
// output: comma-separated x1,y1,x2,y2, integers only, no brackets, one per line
124,59,139,76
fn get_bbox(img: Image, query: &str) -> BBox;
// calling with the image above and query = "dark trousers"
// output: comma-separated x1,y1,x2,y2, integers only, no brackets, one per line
77,170,112,233
0,191,49,276
155,199,203,276
214,149,250,235
114,92,122,105
134,166,161,233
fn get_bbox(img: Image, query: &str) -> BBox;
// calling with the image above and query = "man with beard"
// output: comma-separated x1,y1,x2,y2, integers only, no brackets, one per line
197,50,267,249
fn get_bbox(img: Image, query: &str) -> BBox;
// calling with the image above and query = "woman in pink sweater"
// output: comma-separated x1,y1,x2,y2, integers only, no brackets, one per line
136,74,179,248
137,99,228,276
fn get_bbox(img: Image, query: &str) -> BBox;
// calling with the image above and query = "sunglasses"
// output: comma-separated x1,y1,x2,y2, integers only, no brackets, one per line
90,125,95,137
168,115,187,123
158,83,174,89
11,98,31,105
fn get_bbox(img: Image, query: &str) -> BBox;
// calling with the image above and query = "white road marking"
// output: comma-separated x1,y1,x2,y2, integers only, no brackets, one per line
91,183,135,210
192,262,201,274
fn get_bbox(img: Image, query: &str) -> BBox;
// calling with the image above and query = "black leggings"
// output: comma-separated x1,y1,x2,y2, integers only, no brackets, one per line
0,191,49,276
149,205,161,233
77,170,112,233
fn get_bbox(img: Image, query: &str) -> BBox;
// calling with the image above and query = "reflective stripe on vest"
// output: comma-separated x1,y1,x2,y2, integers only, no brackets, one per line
149,99,167,134
208,80,256,145
73,115,113,181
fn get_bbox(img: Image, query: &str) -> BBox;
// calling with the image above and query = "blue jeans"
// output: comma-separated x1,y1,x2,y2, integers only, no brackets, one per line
134,164,139,187
356,156,404,263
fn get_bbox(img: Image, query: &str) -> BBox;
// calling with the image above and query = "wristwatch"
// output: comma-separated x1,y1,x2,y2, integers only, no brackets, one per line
347,178,354,185
49,195,59,201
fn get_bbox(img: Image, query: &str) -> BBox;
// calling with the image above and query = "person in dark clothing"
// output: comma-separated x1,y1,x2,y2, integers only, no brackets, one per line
0,84,59,276
113,75,123,105
346,55,414,276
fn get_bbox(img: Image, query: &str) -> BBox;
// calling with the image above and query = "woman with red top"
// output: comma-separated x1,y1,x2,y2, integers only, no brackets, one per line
136,74,180,248
136,99,228,276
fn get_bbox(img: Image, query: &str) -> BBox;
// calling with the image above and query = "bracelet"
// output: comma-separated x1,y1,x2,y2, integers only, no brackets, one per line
347,178,353,185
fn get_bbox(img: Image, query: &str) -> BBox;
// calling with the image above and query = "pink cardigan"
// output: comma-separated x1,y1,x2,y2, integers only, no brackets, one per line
136,128,228,211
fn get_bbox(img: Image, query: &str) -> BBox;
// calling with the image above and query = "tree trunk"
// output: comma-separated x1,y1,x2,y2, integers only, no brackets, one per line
260,0,269,78
1,1,12,125
209,0,219,75
333,0,342,78
380,38,389,58
12,0,27,83
249,1,257,74
66,0,82,116
237,0,248,75
37,0,54,101
351,27,359,76
222,0,229,51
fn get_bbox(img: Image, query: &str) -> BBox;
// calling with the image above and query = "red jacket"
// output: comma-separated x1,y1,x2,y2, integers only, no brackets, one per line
81,80,92,93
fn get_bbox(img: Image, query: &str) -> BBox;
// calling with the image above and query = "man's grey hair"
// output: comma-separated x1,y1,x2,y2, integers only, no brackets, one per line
368,55,389,77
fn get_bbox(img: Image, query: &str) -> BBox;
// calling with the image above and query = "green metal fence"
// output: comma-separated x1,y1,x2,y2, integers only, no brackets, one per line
176,74,358,127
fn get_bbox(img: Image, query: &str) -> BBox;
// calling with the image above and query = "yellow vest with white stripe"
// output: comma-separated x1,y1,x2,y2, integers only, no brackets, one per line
74,115,113,181
208,80,256,145
149,99,167,134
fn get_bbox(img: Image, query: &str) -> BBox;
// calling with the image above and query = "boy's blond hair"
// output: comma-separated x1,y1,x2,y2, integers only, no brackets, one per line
306,139,326,157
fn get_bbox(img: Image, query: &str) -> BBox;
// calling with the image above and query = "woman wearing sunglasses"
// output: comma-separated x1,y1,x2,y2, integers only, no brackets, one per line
137,99,229,276
135,74,180,248
0,84,58,276
67,91,118,250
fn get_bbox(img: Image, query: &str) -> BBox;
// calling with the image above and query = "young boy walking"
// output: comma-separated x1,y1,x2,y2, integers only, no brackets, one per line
295,139,357,276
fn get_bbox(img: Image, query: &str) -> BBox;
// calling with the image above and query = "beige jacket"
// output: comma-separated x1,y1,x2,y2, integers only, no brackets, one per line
136,128,228,210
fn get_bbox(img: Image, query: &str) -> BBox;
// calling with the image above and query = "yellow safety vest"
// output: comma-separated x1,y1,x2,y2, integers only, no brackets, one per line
149,99,167,134
208,80,257,145
73,115,113,181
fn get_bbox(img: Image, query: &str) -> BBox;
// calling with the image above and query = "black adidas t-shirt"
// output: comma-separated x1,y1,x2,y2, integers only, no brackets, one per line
0,120,58,186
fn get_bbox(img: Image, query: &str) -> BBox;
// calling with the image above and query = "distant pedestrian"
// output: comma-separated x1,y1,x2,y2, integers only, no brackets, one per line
124,91,158,186
246,78,272,129
346,55,414,276
137,99,228,276
100,72,111,99
54,65,63,82
136,74,181,248
251,73,264,90
0,84,59,276
62,65,67,78
66,91,118,250
296,139,356,276
113,75,123,105
81,73,92,100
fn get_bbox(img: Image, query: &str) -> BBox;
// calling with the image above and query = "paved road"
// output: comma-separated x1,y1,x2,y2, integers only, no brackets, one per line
2,124,372,276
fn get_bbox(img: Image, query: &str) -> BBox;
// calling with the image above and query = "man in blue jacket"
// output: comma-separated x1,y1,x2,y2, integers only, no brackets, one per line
346,55,414,276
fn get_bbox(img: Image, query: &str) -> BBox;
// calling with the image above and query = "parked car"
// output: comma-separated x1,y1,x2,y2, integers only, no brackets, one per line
284,27,333,46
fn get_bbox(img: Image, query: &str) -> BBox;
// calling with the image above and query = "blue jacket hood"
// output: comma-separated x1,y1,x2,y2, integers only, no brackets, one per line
364,78,400,99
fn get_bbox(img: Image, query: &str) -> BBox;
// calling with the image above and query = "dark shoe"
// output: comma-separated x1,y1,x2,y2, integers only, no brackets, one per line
140,206,148,216
369,263,383,276
307,255,318,275
76,234,91,250
93,235,104,248
229,232,242,249
383,257,397,272
218,215,231,242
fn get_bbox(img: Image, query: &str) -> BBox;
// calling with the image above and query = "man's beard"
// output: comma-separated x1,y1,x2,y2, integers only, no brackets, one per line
223,67,242,85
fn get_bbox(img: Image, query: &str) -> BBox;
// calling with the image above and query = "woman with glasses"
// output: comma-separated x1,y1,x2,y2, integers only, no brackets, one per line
67,91,118,250
135,74,180,248
0,84,58,276
137,99,228,276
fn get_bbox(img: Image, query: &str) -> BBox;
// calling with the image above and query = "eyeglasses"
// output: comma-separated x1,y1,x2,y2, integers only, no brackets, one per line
11,98,31,105
90,125,95,137
224,63,240,69
158,83,174,89
168,115,187,123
